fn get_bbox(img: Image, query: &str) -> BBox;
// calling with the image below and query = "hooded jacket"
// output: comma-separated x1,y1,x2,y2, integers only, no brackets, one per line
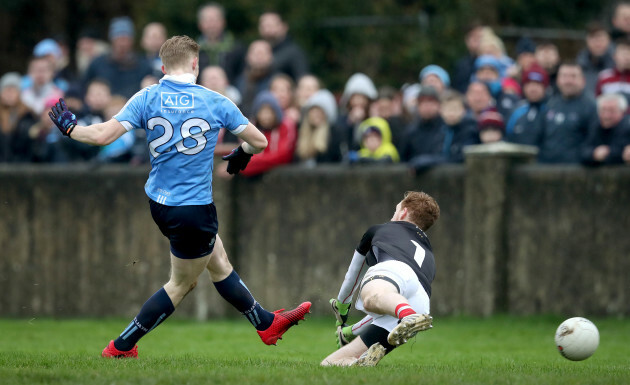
241,91,297,176
356,117,400,162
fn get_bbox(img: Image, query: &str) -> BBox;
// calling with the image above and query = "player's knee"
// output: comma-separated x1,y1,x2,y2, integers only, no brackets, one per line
362,292,381,312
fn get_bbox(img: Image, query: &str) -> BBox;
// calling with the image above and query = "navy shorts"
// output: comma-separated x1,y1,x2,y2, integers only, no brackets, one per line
149,199,218,259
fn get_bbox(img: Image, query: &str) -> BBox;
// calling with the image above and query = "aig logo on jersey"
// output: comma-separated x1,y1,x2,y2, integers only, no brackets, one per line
161,92,194,109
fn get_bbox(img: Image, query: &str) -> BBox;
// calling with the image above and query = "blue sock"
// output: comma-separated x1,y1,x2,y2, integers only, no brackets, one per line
114,287,175,351
213,270,274,330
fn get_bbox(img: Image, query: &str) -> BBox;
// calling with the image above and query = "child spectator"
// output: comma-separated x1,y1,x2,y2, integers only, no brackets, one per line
477,109,505,144
439,91,479,163
295,89,341,165
353,117,399,164
21,56,63,115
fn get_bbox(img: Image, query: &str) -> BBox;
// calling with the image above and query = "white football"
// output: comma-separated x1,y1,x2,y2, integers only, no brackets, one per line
554,317,599,361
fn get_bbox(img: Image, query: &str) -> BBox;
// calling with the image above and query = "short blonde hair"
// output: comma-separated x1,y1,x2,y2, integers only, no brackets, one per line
159,35,199,70
401,191,440,231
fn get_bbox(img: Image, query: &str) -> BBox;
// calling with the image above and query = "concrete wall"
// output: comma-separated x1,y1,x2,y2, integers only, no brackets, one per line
0,154,628,319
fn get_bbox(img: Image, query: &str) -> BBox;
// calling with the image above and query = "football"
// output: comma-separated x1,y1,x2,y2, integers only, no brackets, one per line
554,317,599,361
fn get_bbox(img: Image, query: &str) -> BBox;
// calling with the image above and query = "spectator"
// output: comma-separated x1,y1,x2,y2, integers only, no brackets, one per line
535,41,561,95
401,83,422,121
0,72,37,162
478,27,514,78
258,11,309,82
577,22,615,98
400,86,444,165
473,55,519,118
200,65,241,105
506,65,549,146
26,97,62,162
60,79,111,161
295,74,321,110
141,22,168,78
31,38,70,92
508,37,537,80
581,93,630,165
235,39,275,117
196,3,245,82
353,117,399,164
21,56,64,115
228,91,296,177
372,86,405,152
75,28,109,78
453,21,484,93
477,109,505,144
83,16,153,98
295,89,341,165
270,73,300,125
336,72,378,155
439,90,479,163
596,36,630,103
611,1,630,41
419,65,450,95
540,62,597,163
465,80,494,118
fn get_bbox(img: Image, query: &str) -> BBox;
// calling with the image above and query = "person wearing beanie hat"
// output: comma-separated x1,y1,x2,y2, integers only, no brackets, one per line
83,16,153,99
477,109,504,143
295,89,342,165
505,65,549,145
419,64,450,94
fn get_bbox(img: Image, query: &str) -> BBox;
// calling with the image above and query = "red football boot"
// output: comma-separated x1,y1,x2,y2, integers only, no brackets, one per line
101,340,138,358
257,301,312,345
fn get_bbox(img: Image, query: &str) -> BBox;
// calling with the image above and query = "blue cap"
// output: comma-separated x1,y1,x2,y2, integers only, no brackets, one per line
109,16,135,40
475,55,501,72
33,38,61,58
419,65,451,87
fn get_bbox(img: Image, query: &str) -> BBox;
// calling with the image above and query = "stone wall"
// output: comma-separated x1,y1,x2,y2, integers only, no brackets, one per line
0,153,628,319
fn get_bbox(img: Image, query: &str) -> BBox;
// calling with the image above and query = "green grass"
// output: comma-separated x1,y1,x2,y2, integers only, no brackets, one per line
1,315,628,384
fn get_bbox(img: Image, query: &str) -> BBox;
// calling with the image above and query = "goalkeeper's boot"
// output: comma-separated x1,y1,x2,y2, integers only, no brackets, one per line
101,340,138,358
354,342,386,367
336,324,356,348
257,301,312,345
387,313,433,346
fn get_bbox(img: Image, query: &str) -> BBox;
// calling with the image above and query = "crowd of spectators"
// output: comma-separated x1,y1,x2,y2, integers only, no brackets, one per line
2,2,630,175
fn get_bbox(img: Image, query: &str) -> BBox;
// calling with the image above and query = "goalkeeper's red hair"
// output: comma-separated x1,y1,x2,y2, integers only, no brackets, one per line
401,191,440,231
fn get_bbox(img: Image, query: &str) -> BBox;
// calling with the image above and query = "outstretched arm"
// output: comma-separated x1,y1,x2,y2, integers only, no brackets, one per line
48,98,127,146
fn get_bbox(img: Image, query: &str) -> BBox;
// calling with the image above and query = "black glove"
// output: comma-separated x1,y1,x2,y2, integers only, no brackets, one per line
48,98,77,137
222,145,253,175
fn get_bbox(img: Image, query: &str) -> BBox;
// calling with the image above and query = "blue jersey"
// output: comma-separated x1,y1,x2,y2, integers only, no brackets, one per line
114,74,248,206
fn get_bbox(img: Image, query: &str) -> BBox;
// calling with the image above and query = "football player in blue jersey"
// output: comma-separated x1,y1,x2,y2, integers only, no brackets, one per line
49,35,311,358
321,191,439,367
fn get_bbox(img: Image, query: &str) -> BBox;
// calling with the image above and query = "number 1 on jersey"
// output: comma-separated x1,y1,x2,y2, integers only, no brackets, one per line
411,240,426,267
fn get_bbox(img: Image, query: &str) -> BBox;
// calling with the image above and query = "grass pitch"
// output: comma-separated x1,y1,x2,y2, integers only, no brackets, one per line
0,315,628,385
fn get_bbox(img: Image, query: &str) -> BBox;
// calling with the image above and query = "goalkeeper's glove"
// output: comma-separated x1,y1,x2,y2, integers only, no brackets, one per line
48,98,77,137
330,298,351,326
222,145,253,175
335,324,356,349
